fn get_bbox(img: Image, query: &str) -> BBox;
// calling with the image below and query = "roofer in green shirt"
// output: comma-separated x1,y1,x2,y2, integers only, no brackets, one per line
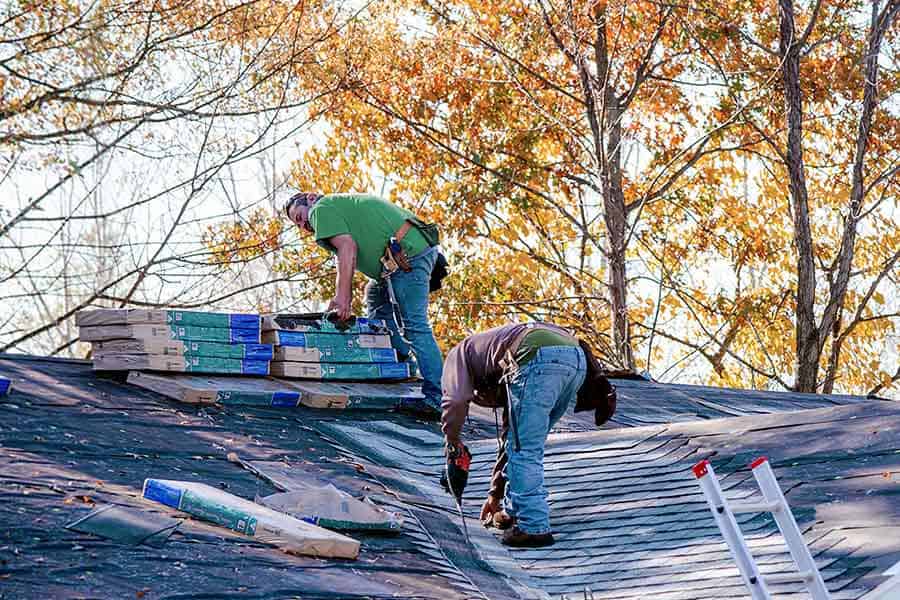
284,192,447,414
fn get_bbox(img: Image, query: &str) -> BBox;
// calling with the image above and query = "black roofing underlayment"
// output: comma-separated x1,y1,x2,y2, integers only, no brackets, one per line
1,354,898,600
0,355,496,599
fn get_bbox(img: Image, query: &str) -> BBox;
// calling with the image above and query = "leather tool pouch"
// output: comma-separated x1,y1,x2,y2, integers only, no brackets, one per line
383,238,412,273
380,248,399,275
393,247,413,272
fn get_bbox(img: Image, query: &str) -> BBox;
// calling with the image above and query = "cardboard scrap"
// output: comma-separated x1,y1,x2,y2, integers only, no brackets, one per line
80,324,261,344
66,504,180,547
93,339,273,360
270,361,413,381
262,330,392,349
259,485,404,532
76,308,260,329
94,354,270,375
142,479,360,559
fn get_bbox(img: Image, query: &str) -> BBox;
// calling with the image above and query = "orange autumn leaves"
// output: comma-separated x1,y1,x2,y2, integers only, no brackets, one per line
201,0,899,396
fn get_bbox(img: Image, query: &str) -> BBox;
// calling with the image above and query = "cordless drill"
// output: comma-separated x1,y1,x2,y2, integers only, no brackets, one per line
441,442,472,501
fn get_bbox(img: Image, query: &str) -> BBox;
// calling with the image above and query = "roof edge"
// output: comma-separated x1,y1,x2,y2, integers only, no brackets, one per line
0,352,90,365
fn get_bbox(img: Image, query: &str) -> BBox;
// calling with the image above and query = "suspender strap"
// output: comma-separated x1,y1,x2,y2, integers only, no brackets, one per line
394,220,414,242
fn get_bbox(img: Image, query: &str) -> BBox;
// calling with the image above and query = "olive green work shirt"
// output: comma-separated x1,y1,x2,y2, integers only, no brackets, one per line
309,193,430,279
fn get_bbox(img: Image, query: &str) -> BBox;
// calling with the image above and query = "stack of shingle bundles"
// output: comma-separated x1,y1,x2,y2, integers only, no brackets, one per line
76,309,272,375
262,314,414,381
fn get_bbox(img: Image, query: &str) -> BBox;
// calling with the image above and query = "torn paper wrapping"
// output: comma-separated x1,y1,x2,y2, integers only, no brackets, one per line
259,484,404,532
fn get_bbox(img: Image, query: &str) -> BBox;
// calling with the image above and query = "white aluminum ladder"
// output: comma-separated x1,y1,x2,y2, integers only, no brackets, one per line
692,456,831,600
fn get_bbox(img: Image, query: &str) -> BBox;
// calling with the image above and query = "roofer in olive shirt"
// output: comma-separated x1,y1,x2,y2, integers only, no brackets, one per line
441,322,587,547
284,192,443,413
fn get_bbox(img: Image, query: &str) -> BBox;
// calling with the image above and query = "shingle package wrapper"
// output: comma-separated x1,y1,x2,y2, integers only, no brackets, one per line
273,346,397,364
76,309,260,329
262,330,392,349
259,485,404,533
142,479,360,559
269,361,413,380
80,324,261,344
92,339,273,360
93,354,270,375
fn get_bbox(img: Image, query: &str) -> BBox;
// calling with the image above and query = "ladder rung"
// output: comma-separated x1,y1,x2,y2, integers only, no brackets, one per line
764,571,813,585
730,500,782,514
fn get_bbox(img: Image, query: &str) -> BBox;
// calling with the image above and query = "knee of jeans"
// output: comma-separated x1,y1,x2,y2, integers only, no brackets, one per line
509,443,545,460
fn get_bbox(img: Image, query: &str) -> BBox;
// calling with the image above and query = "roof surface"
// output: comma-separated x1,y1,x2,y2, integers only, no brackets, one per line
1,354,898,600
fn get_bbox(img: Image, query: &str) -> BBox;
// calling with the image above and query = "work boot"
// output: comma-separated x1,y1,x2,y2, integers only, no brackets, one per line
491,510,515,530
500,526,555,548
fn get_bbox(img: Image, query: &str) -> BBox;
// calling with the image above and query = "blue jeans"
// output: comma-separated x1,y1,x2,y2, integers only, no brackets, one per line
365,246,443,410
504,345,586,534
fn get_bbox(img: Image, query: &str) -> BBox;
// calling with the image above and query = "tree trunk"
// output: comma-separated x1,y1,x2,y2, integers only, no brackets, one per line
779,0,819,392
582,8,635,370
819,0,900,387
603,104,635,370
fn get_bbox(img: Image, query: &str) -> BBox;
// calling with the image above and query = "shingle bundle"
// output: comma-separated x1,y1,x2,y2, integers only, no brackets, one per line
76,309,272,375
142,479,360,559
262,314,414,381
127,372,426,410
0,376,11,395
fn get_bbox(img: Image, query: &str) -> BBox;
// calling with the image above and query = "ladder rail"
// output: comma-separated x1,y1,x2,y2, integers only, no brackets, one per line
750,457,831,600
693,460,773,600
692,457,832,600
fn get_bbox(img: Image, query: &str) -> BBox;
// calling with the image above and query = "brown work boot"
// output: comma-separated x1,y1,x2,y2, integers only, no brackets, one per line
500,526,555,548
492,510,515,530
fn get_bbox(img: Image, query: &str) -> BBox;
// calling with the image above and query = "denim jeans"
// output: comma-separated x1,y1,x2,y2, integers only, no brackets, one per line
503,345,586,534
365,246,443,410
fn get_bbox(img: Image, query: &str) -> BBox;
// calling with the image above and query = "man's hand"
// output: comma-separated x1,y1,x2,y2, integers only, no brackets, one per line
480,496,501,523
327,294,352,321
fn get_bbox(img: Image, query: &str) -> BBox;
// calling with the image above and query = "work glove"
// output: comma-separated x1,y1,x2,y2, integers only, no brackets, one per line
440,442,471,501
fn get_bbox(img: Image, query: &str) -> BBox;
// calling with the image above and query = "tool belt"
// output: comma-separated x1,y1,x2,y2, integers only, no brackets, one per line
379,218,449,293
380,221,414,275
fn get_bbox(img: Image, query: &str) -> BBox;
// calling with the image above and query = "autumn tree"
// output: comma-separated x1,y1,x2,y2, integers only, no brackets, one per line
644,0,900,395
0,0,358,355
776,0,900,392
209,0,757,368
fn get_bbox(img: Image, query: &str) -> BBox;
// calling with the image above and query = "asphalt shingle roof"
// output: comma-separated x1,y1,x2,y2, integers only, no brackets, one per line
1,353,898,600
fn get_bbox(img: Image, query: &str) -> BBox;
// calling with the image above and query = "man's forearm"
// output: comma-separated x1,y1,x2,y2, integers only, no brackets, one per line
335,244,357,299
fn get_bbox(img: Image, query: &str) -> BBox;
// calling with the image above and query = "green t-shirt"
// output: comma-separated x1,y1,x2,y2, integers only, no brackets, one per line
514,328,578,365
309,193,430,279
